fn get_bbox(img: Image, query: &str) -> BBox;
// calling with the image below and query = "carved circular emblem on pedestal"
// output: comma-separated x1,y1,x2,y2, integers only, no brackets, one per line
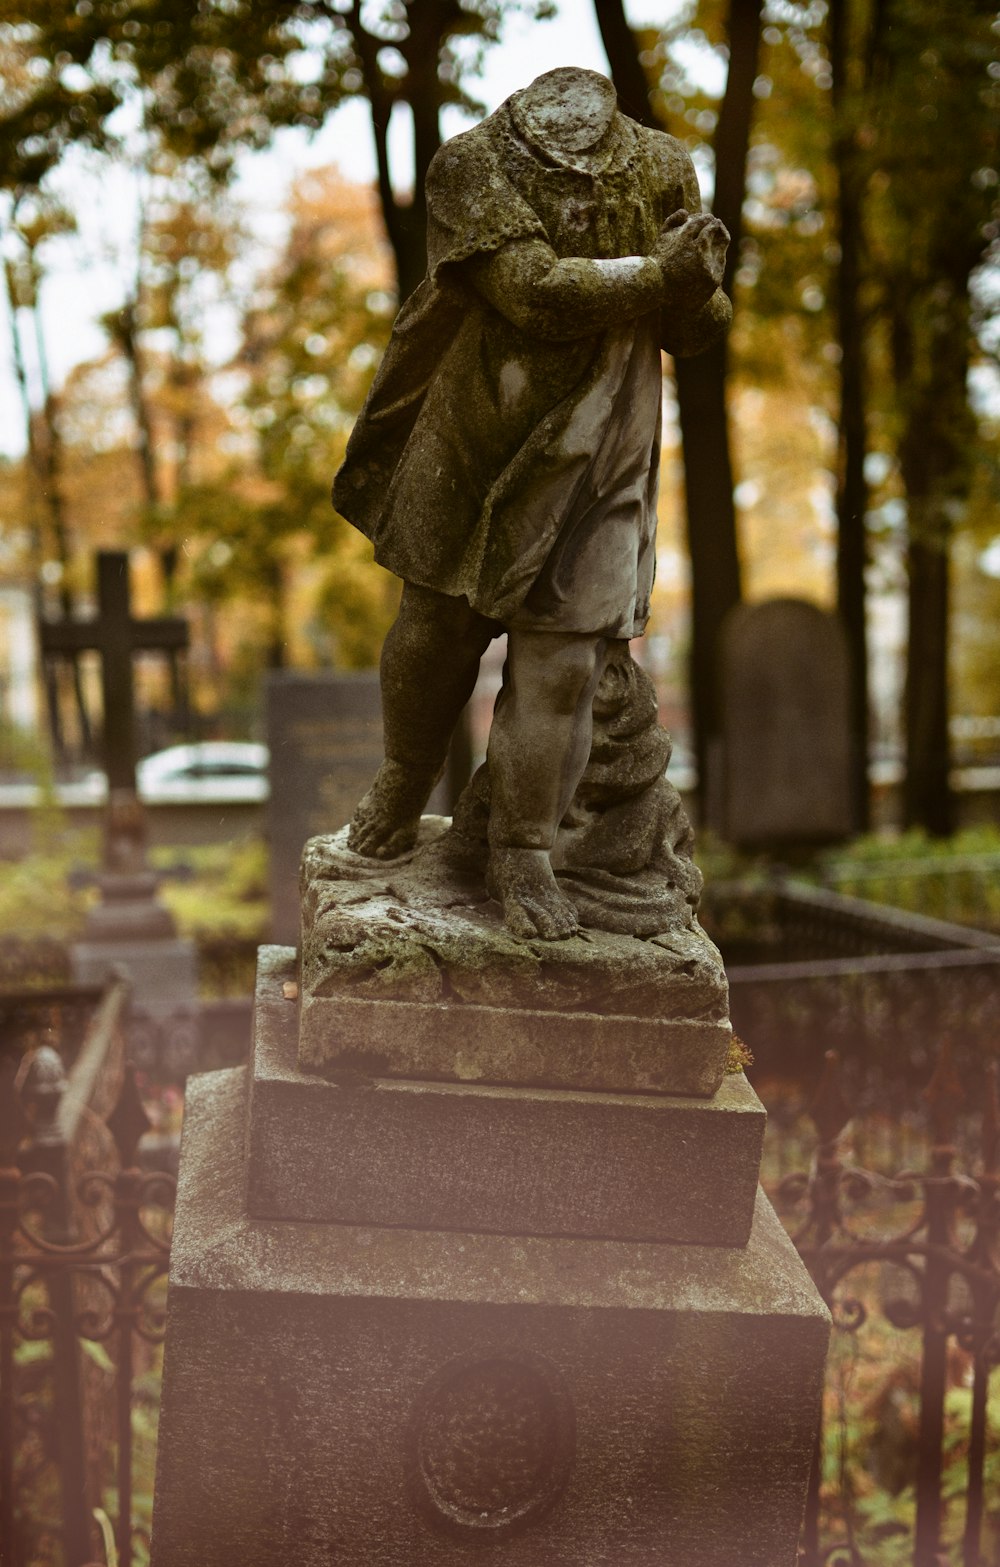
409,1353,576,1535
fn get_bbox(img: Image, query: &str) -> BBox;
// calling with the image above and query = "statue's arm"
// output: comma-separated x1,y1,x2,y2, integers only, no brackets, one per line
465,208,728,344
466,239,666,342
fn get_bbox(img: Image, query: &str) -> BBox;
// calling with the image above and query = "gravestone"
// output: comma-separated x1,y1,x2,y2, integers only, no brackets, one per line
46,553,200,1057
265,671,383,944
266,672,457,944
719,597,855,848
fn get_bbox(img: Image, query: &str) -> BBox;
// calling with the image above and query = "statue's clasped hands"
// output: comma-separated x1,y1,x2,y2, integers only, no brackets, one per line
654,208,730,309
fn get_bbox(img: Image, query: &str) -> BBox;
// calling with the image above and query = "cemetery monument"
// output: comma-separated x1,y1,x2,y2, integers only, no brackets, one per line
719,597,856,848
40,551,200,1063
152,69,829,1566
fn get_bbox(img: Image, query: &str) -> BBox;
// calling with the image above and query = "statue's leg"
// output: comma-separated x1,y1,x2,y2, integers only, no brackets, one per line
487,629,608,939
349,583,496,859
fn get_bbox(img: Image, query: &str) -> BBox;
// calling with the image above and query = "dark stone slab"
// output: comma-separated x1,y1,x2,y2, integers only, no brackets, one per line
248,947,763,1246
265,670,383,944
299,821,732,1097
151,1068,829,1567
720,597,855,848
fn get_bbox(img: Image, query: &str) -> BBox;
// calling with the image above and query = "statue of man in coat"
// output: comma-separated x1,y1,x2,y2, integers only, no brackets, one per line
333,67,730,940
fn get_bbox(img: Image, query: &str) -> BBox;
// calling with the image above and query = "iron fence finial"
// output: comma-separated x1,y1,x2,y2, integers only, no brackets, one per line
808,1050,853,1145
21,1045,68,1147
105,1062,152,1169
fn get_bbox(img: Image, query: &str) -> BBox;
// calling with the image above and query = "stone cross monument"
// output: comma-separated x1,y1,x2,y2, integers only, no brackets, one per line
151,69,828,1567
40,551,199,1045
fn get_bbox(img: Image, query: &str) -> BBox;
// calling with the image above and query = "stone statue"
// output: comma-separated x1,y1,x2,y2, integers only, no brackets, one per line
333,66,730,940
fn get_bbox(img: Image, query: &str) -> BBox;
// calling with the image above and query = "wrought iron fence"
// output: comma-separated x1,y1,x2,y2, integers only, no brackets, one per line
0,934,254,1082
778,1048,1000,1567
702,881,1000,1110
702,878,1000,965
0,976,174,1567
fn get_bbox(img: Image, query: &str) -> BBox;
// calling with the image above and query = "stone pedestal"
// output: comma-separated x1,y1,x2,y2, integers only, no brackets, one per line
151,824,829,1567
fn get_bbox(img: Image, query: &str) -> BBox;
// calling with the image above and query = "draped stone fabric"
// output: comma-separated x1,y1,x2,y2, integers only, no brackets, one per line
333,95,701,638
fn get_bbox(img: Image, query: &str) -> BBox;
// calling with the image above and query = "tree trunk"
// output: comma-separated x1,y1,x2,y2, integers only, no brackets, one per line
117,298,160,510
677,0,760,810
829,0,870,832
3,259,46,559
265,556,287,671
904,528,952,834
878,0,987,836
893,294,971,836
348,3,430,304
598,0,759,814
21,258,94,755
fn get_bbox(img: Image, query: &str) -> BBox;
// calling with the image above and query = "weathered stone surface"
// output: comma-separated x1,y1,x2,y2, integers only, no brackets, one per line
450,648,708,938
720,598,855,848
151,1068,829,1567
299,819,732,1096
333,68,733,942
249,946,763,1245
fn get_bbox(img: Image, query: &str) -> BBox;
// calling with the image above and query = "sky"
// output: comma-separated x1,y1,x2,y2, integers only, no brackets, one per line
0,0,682,460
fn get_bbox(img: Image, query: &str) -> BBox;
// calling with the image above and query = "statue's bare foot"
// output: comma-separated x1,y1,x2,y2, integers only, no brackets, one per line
488,846,578,940
348,759,433,859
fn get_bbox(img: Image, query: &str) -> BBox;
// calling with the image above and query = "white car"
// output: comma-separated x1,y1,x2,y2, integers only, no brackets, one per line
68,742,270,805
135,742,270,803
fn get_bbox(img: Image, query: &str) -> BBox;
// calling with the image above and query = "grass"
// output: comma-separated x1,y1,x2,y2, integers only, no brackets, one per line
149,838,269,942
0,823,269,946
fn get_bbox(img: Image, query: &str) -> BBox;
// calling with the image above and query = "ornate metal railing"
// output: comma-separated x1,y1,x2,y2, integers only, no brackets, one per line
0,978,175,1567
0,931,256,1081
702,879,999,964
701,881,1000,1104
778,1047,1000,1567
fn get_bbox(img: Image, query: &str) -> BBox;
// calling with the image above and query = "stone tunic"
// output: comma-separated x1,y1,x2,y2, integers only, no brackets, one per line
333,99,701,638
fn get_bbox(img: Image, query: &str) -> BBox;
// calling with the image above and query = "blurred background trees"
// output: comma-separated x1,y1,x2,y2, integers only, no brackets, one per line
0,0,998,831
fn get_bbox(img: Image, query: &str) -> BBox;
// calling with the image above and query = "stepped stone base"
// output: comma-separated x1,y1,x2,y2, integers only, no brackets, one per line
151,1068,829,1567
298,821,732,1097
250,946,764,1247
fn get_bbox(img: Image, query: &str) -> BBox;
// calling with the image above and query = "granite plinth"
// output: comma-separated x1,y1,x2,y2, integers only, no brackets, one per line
299,820,732,1097
151,1069,829,1567
250,946,764,1246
